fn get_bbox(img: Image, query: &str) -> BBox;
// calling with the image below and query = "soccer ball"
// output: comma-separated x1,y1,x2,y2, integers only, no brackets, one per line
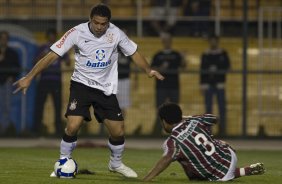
54,158,78,178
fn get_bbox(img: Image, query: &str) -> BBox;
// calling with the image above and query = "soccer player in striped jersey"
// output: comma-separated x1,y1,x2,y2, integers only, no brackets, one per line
143,102,265,181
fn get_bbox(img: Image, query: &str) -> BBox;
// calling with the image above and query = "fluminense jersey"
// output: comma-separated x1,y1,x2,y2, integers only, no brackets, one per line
163,114,232,181
50,22,137,95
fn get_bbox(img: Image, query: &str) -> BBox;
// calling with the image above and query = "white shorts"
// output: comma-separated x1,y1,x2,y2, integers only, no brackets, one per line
218,148,238,181
117,78,131,109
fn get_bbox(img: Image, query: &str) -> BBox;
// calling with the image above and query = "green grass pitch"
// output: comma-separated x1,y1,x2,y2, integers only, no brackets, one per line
0,148,281,184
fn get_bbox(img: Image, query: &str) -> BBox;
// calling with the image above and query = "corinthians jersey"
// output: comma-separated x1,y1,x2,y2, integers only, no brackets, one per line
50,22,137,95
163,114,232,181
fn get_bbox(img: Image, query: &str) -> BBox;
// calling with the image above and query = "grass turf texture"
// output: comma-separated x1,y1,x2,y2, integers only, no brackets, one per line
0,148,281,184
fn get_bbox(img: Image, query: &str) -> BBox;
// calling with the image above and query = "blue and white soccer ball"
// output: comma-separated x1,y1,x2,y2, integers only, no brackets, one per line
54,158,78,178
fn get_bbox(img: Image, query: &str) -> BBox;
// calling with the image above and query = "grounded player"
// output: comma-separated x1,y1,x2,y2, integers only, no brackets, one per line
143,102,265,182
13,4,164,178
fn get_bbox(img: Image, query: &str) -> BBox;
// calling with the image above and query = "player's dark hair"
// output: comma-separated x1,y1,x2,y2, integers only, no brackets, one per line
90,4,111,20
158,102,182,125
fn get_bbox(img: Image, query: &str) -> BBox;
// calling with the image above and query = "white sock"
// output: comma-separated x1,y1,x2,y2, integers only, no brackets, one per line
108,141,124,168
60,139,77,159
240,168,246,176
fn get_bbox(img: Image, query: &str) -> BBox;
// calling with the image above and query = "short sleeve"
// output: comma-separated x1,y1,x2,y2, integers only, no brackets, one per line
50,27,77,57
163,138,179,161
118,30,137,57
201,114,217,125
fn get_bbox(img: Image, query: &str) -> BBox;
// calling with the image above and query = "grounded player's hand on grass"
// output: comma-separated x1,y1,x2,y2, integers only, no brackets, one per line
13,76,31,95
148,69,165,80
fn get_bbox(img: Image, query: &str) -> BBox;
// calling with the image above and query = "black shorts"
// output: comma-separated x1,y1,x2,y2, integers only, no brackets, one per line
65,80,124,123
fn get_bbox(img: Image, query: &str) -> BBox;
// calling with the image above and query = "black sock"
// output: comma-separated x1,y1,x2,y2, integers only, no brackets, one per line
63,133,77,143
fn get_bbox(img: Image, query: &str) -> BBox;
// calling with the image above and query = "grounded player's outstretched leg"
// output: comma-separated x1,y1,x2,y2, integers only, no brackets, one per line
104,119,137,178
50,116,84,177
235,163,265,178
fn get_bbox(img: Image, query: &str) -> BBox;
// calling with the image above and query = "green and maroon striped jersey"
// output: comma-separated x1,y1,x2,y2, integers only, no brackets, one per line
163,114,232,181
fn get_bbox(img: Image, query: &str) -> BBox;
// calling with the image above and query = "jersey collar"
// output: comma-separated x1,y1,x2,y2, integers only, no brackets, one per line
172,121,184,131
88,22,95,36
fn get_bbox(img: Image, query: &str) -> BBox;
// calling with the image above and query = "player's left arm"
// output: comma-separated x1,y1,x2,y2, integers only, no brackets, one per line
143,154,173,182
131,51,164,80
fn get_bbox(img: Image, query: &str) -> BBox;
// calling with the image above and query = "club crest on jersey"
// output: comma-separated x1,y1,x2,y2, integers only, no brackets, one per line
105,33,114,43
69,99,77,111
95,49,105,61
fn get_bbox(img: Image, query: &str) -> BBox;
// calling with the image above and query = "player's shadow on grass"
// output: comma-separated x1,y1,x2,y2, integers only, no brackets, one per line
73,171,142,183
154,177,244,184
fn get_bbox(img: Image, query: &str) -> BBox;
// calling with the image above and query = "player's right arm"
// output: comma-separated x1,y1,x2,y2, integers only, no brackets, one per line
13,51,59,94
13,27,77,95
143,138,178,182
143,154,173,182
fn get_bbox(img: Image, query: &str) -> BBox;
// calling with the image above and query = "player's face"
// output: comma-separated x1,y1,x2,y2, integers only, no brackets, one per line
161,120,173,133
162,36,172,50
209,38,219,49
90,16,109,38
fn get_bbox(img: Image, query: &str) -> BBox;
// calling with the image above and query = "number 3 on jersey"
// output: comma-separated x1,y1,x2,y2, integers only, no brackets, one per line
195,133,215,156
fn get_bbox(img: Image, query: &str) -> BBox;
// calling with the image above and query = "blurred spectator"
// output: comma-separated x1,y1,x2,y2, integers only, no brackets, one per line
149,0,183,36
0,31,20,134
116,28,137,119
33,28,70,136
200,34,230,137
101,0,110,5
183,0,211,37
117,50,134,119
151,33,186,136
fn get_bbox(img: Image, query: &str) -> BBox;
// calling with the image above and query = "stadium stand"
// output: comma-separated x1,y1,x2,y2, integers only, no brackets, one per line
0,0,281,137
0,0,281,20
